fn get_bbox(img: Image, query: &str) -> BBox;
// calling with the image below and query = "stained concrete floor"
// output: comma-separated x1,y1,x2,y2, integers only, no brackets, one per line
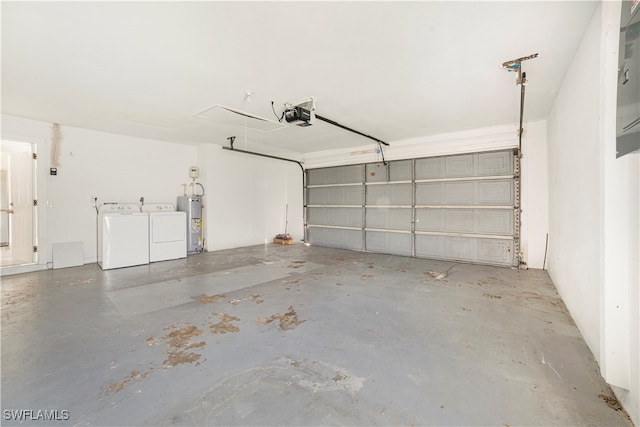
1,244,631,426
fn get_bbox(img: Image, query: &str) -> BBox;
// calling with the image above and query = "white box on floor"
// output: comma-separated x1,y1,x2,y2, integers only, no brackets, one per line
52,241,84,269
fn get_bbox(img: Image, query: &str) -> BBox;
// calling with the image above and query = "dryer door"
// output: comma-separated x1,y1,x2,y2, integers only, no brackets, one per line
149,212,186,262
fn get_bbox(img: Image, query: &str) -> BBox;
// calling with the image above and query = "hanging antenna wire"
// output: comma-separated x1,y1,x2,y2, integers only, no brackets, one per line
271,101,285,122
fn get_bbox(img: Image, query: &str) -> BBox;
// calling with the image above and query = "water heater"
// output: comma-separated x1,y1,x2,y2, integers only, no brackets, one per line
177,195,203,254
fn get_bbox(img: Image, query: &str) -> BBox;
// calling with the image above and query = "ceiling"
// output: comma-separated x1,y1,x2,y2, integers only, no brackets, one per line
2,1,598,157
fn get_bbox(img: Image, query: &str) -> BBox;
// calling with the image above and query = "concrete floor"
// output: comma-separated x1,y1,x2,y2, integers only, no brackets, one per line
1,244,631,426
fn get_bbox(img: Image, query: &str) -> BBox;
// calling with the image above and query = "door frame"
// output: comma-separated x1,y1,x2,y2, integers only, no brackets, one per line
0,139,39,269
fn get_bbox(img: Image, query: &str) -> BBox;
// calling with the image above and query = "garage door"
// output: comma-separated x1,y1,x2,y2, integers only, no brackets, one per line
306,149,520,267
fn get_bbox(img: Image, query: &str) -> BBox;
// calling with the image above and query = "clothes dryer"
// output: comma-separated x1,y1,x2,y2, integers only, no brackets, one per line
141,204,187,262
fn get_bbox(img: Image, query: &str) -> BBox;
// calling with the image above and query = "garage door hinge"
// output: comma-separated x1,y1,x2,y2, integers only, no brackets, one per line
33,199,38,206
33,246,38,253
32,153,38,160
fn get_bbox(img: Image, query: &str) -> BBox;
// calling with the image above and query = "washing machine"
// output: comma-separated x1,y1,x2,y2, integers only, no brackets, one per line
141,204,187,262
98,204,149,270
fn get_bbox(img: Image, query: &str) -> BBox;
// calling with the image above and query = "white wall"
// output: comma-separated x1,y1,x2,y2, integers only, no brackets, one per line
199,144,304,251
547,2,602,360
547,2,639,424
520,120,549,269
1,114,198,265
1,114,305,268
303,121,549,269
600,1,640,420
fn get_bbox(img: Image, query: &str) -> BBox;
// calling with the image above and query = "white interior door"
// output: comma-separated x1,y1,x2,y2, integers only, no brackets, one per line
0,140,37,267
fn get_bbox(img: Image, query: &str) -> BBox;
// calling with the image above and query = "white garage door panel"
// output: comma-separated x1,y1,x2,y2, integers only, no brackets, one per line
415,209,444,231
415,151,513,180
416,180,513,206
308,186,363,205
478,151,513,175
366,163,388,183
415,234,446,258
478,180,513,205
366,231,412,256
366,184,412,205
306,149,518,267
415,235,514,266
308,164,364,185
415,209,514,235
446,182,476,205
307,207,363,228
366,208,412,230
415,157,444,179
308,227,363,250
445,209,476,233
445,154,475,177
389,160,412,181
477,210,514,235
416,183,444,205
478,239,514,265
366,162,412,183
445,237,478,261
